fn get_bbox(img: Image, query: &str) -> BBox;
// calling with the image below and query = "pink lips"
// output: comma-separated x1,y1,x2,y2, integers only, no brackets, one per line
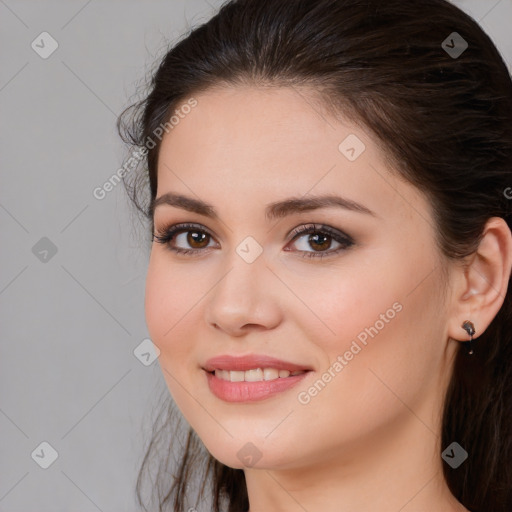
202,354,313,402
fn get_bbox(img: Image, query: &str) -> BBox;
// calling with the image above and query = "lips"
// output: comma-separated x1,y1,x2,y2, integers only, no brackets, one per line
202,354,313,373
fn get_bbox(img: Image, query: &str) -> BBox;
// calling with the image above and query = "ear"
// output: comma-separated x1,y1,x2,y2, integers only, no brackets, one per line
447,217,512,343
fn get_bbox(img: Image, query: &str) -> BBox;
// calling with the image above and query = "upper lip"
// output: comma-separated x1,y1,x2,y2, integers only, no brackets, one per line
202,354,313,373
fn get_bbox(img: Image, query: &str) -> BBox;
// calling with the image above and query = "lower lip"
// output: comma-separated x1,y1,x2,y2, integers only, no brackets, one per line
204,370,310,402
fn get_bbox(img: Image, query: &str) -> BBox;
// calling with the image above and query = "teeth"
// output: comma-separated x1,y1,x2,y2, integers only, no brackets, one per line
263,368,279,380
245,368,263,382
229,370,245,382
214,368,306,382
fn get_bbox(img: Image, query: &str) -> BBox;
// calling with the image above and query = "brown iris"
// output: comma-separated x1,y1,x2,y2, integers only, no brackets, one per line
308,233,331,251
187,230,210,249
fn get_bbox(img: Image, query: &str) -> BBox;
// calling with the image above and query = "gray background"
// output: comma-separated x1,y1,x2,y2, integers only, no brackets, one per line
1,1,511,510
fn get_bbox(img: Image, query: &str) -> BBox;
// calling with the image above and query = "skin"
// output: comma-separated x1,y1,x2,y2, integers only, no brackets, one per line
144,85,512,512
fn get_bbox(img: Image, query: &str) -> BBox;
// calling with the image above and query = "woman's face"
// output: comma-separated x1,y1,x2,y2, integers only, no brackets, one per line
145,85,459,470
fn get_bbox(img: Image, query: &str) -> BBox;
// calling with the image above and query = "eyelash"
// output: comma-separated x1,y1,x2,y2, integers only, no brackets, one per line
152,222,354,259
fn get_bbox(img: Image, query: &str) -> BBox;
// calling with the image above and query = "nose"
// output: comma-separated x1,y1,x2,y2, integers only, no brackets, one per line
204,248,282,336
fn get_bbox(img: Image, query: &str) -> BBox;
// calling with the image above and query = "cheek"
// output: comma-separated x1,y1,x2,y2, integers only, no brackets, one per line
144,257,170,344
281,254,402,359
287,253,440,420
144,256,204,419
144,254,198,364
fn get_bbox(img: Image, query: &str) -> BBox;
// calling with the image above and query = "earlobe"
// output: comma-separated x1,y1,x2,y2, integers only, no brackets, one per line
448,217,512,346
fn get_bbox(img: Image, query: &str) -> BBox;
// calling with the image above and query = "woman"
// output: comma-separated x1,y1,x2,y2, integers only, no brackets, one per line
117,0,512,510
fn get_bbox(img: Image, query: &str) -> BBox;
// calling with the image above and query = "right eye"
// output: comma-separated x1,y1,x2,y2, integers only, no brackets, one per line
152,223,218,256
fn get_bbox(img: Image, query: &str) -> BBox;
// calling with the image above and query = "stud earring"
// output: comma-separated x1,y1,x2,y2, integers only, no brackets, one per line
461,320,475,355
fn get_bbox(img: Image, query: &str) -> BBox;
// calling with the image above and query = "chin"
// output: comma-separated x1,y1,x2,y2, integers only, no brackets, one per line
198,434,300,471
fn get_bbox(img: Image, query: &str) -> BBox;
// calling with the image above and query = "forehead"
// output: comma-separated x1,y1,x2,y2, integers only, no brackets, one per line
156,85,430,226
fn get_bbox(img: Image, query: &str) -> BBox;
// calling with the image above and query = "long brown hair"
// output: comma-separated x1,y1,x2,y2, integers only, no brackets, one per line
117,1,512,510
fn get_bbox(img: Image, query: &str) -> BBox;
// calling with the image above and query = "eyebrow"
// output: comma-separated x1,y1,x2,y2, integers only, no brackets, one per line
149,192,376,220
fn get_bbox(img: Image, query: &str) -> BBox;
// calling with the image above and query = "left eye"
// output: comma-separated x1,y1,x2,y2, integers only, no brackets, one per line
286,224,354,258
291,232,341,252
